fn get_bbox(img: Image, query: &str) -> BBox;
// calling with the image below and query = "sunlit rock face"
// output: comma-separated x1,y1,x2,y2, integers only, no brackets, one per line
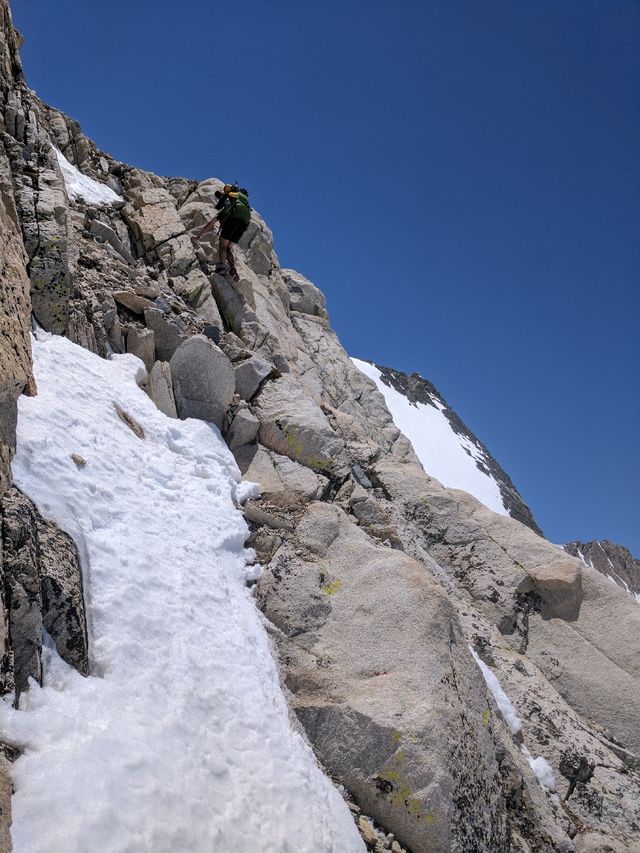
0,0,639,850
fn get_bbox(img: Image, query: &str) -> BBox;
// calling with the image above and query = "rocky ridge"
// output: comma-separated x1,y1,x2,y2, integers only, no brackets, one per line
565,539,640,600
0,2,639,850
369,363,542,535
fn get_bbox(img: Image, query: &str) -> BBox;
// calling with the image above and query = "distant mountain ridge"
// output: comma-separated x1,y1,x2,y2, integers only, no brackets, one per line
565,539,640,601
360,361,542,535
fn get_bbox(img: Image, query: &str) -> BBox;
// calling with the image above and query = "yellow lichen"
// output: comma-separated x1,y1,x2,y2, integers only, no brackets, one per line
321,580,342,596
377,748,425,821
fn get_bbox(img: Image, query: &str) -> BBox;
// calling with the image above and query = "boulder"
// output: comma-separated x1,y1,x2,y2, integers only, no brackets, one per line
124,187,196,275
66,305,98,355
237,212,276,276
169,335,235,427
234,354,272,400
37,510,90,677
88,218,135,264
143,306,187,361
234,445,328,506
114,290,156,315
148,361,177,418
126,326,155,371
282,268,328,319
226,408,259,450
124,186,185,248
171,268,224,330
255,375,346,476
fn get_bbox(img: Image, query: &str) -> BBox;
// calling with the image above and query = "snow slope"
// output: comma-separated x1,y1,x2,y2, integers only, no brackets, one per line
352,358,508,516
0,333,364,853
54,147,122,205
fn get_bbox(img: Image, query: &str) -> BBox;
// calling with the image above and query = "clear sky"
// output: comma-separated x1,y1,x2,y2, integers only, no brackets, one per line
12,0,640,554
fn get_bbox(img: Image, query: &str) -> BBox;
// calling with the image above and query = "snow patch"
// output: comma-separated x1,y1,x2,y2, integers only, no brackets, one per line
352,359,508,516
235,479,260,505
469,647,556,793
469,647,522,734
575,547,593,569
524,752,557,792
54,147,121,205
1,332,364,853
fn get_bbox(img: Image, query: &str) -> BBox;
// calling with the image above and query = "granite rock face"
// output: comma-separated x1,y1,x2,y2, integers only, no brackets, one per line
0,1,639,849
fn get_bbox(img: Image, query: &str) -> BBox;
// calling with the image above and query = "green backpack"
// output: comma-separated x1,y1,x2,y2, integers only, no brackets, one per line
228,191,251,224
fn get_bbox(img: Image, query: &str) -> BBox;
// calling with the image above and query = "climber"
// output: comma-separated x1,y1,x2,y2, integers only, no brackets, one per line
194,183,251,282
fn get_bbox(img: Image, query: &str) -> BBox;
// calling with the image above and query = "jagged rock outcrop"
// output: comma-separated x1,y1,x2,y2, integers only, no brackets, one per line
1,487,89,701
0,1,638,849
565,539,640,598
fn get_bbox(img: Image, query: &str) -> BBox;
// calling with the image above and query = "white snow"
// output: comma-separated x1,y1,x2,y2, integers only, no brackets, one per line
0,332,364,853
468,647,522,734
352,359,508,516
524,753,557,792
575,548,592,569
54,147,121,205
469,647,556,792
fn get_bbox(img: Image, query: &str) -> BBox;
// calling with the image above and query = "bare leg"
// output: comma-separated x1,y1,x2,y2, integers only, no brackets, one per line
218,237,230,266
228,245,240,281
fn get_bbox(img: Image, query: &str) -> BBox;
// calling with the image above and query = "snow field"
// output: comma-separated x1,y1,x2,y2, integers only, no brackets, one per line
0,333,364,853
54,147,122,205
351,359,508,516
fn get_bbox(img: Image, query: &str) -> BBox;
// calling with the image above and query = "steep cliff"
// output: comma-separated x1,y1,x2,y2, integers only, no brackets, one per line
0,2,639,851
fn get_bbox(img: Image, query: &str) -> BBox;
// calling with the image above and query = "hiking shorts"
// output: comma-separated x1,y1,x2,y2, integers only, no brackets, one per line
220,216,249,244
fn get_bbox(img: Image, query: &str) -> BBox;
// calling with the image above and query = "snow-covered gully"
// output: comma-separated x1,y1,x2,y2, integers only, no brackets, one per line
0,332,363,853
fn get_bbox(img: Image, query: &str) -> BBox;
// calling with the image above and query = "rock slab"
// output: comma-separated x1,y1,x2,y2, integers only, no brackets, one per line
169,335,235,427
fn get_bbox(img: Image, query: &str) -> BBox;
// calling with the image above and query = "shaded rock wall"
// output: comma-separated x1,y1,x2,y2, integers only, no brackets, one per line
1,487,89,702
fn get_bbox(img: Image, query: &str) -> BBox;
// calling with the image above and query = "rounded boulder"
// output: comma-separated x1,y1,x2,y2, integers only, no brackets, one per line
169,335,235,428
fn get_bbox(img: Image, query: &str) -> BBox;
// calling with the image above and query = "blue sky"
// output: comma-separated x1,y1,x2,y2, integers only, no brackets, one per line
12,0,640,553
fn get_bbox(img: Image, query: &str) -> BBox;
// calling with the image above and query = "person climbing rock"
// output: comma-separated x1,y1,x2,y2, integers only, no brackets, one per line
194,183,251,282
